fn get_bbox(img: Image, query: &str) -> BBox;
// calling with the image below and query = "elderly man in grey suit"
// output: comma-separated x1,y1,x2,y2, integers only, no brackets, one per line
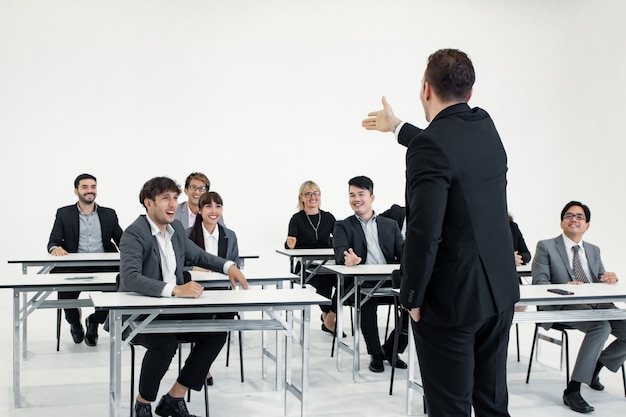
120,176,248,417
532,200,625,414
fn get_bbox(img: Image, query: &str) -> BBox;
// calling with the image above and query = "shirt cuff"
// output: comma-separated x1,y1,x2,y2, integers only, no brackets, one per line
394,121,407,140
223,260,235,275
161,282,176,298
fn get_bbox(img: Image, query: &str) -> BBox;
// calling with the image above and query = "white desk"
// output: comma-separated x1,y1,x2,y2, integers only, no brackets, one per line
8,252,121,274
403,282,626,415
321,264,399,381
275,248,335,287
0,272,119,407
93,288,329,417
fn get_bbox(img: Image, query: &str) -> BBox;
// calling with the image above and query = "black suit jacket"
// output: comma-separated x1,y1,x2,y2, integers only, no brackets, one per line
333,214,403,265
510,220,531,264
47,203,123,253
380,204,406,232
400,103,519,327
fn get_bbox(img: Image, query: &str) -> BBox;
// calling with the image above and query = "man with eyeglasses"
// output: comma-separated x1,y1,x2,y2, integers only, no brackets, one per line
532,200,625,414
175,172,224,228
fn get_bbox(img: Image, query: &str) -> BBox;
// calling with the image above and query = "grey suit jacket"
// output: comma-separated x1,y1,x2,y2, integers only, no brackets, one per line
119,215,228,297
186,223,240,268
532,234,605,313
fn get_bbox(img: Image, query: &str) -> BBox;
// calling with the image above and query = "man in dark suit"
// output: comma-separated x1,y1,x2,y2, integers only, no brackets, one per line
532,201,625,413
47,173,123,346
333,176,408,373
380,203,406,239
120,176,248,417
362,49,519,416
509,214,531,265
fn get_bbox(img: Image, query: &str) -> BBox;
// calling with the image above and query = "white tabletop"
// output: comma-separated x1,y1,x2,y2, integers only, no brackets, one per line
91,287,328,309
518,282,626,305
322,264,399,276
7,252,120,264
190,268,298,284
275,248,335,257
0,272,118,289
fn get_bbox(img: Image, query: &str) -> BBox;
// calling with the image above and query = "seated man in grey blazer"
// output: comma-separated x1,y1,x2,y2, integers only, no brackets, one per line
532,200,625,414
119,176,248,417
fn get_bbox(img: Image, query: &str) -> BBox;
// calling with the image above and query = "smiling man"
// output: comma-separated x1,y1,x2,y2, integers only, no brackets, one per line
532,200,625,414
332,175,408,373
119,176,248,417
47,173,123,346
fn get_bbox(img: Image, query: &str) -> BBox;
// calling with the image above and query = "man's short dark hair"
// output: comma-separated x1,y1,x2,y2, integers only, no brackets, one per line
74,173,97,189
424,49,475,102
139,177,181,208
561,200,591,222
184,172,210,189
348,175,374,194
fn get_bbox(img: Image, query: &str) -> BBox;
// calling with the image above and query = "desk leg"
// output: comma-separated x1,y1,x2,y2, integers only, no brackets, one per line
22,292,27,360
109,310,122,417
13,290,21,407
284,309,293,416
301,306,310,417
353,280,361,382
276,312,284,391
335,274,343,371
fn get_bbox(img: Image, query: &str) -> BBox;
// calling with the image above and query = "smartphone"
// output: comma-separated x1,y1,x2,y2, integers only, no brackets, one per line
547,288,574,295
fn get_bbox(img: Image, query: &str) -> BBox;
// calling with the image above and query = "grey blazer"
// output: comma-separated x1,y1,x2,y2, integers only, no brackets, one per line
532,234,605,313
186,223,240,268
119,215,228,297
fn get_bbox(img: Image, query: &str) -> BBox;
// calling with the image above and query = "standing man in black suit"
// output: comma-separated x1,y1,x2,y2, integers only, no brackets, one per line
333,176,408,373
47,173,123,346
362,49,519,416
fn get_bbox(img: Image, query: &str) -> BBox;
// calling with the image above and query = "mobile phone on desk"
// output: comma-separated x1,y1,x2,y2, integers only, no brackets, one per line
547,288,574,295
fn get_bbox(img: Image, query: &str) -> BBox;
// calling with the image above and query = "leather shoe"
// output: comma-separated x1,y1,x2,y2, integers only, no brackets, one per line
84,315,98,346
321,323,347,338
563,390,594,413
589,376,604,391
383,349,408,369
206,375,214,386
135,401,153,417
155,394,199,417
369,354,384,373
69,320,84,344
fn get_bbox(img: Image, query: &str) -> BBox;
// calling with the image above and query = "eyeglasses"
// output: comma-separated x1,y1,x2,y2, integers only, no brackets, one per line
302,191,320,198
563,213,586,221
188,185,207,192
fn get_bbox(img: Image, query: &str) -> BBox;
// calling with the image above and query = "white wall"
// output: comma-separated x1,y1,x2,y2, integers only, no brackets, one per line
1,0,625,275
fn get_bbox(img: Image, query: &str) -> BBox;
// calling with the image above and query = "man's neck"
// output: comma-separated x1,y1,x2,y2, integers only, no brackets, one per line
356,210,374,222
188,202,199,215
78,201,95,214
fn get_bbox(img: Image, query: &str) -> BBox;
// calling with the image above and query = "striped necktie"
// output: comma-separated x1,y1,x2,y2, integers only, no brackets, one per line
572,245,589,283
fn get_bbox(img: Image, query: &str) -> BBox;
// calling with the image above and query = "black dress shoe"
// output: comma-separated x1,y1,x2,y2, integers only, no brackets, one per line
321,323,347,338
589,376,604,391
135,401,153,417
206,375,214,386
84,315,98,346
369,354,384,373
563,390,594,413
383,349,408,369
69,320,84,344
155,394,199,417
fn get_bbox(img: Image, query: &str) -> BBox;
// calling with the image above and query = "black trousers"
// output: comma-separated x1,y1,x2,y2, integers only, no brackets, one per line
360,296,409,356
58,291,108,324
413,307,514,417
132,312,233,402
52,265,118,325
307,273,337,313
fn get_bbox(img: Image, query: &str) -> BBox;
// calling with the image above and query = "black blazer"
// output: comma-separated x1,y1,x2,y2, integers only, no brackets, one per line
47,203,123,253
510,220,531,264
399,103,519,327
380,204,406,232
333,214,403,265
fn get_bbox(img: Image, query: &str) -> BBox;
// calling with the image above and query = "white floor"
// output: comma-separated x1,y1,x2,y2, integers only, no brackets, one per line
1,288,625,417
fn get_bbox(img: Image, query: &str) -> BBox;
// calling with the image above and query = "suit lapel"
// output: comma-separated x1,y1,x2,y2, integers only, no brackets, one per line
554,235,575,281
217,224,228,259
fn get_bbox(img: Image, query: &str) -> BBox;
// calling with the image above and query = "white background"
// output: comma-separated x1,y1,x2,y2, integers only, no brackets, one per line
1,0,625,274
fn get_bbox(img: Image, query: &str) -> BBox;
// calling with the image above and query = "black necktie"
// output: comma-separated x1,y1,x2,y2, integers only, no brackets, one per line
572,245,589,283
